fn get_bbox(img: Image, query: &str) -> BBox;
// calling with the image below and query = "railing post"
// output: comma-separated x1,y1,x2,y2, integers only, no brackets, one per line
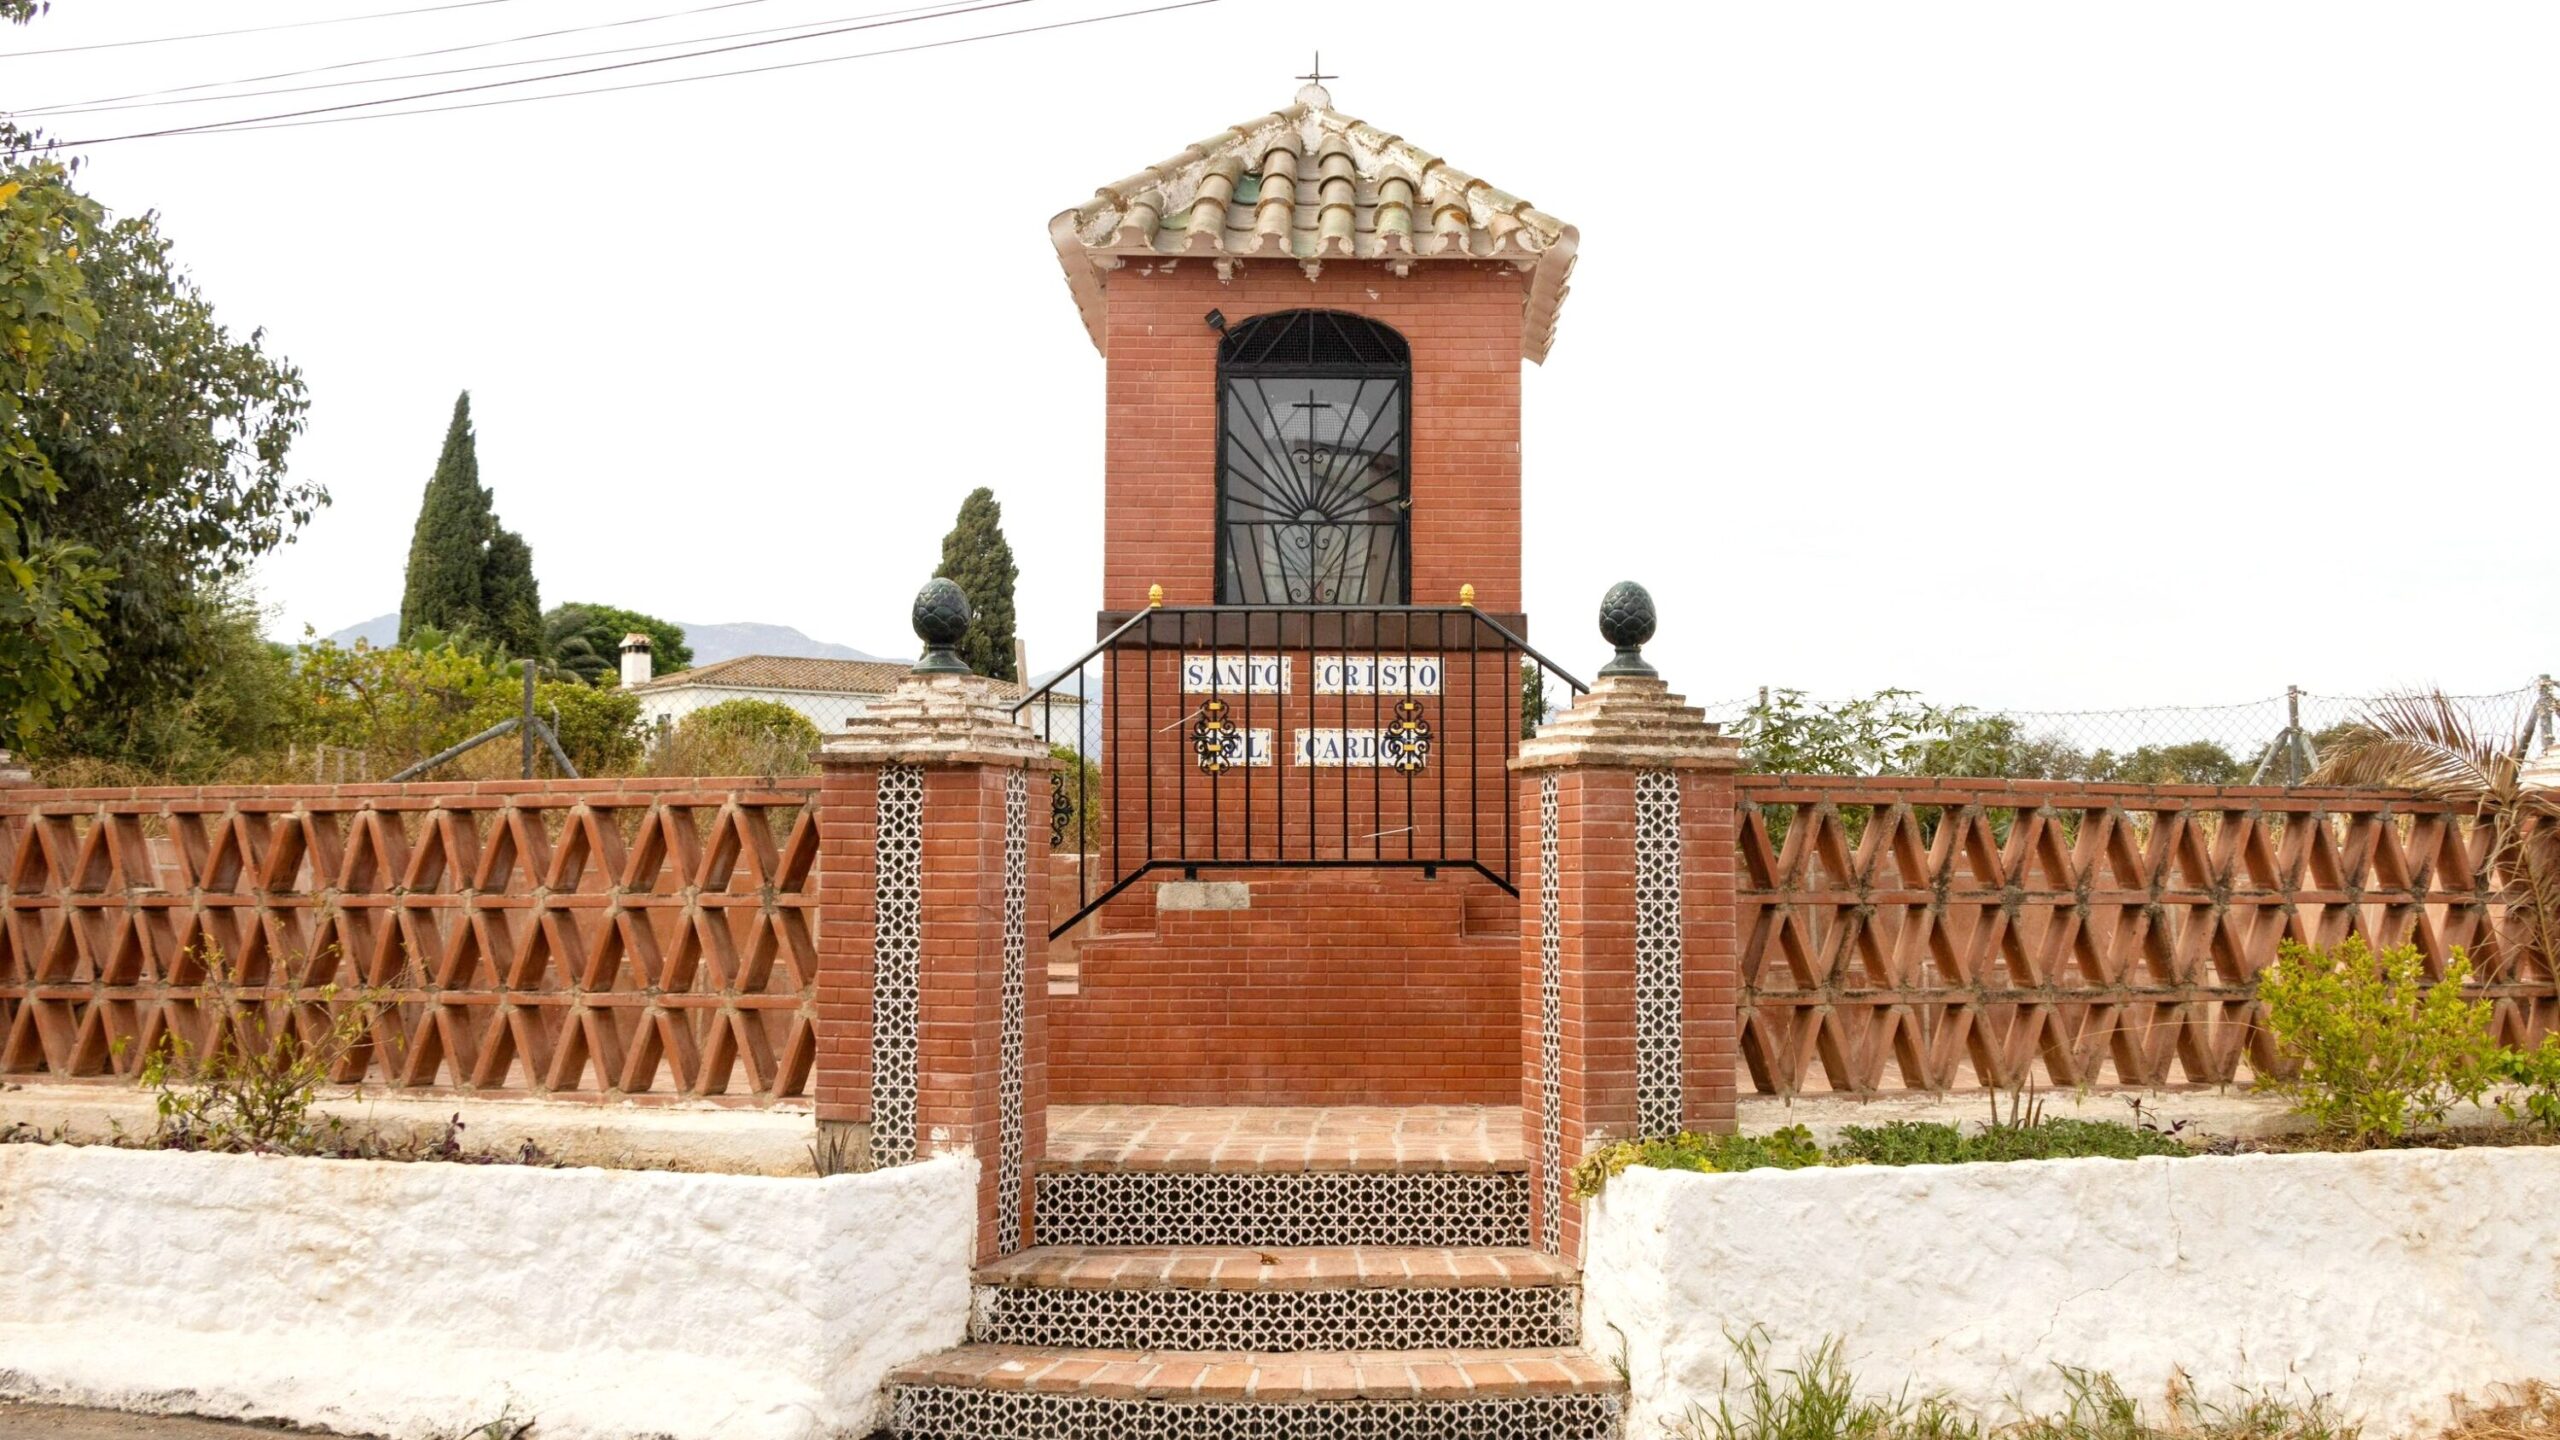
814,579,1053,1261
1513,582,1740,1260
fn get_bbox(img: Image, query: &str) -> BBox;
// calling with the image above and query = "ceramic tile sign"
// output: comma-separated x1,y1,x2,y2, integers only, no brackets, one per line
1312,655,1444,695
1209,728,1279,768
1294,728,1392,767
1181,653,1290,694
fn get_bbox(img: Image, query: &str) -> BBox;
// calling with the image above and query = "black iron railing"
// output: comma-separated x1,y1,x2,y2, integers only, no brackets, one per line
1014,605,1586,939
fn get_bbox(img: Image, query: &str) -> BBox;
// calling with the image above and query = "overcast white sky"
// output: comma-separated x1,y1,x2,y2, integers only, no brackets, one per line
8,0,2553,709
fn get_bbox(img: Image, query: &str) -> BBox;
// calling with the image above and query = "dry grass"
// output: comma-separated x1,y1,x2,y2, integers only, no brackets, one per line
2445,1385,2560,1440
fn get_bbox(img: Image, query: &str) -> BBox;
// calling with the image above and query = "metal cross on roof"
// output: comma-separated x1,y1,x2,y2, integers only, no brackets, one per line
1296,52,1336,86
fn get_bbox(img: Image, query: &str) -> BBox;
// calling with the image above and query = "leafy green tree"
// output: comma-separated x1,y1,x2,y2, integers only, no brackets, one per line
1740,689,1968,776
467,678,641,775
291,637,508,767
0,147,112,744
2087,740,2247,785
934,486,1018,681
32,211,320,766
542,602,691,684
398,393,539,657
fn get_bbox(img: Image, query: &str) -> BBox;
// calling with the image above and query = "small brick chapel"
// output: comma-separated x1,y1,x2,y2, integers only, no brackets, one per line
1029,75,1583,1109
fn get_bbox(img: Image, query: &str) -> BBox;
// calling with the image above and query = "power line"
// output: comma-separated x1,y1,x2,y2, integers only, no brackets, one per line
0,0,542,58
45,0,1042,144
53,0,1219,145
12,0,972,118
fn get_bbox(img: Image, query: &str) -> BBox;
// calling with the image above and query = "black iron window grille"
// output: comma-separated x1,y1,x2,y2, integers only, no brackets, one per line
1216,310,1412,606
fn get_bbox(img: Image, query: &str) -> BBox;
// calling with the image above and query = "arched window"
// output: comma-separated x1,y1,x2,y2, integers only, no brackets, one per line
1216,310,1411,605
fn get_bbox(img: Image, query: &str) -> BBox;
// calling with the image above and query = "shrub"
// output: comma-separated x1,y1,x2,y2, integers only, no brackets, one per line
125,948,388,1154
1832,1119,2187,1167
1048,743,1107,853
1572,1125,1824,1198
642,697,821,778
2256,936,2496,1142
2492,1037,2560,1132
467,676,643,776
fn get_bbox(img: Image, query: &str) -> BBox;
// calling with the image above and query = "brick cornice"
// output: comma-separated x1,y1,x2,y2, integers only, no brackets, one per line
817,673,1056,770
1511,675,1740,773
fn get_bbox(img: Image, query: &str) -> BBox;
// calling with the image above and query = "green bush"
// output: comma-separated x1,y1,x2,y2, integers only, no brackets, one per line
1572,1125,1824,1197
1832,1119,2188,1167
1575,1116,2193,1199
2492,1036,2560,1132
2257,935,2496,1142
677,697,820,747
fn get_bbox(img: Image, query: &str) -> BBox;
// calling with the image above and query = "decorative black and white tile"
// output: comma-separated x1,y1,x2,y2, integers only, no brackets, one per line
872,762,924,1166
998,769,1030,1253
1537,772,1564,1254
1634,768,1684,1139
1033,1170,1531,1249
891,1390,1622,1440
969,1281,1581,1351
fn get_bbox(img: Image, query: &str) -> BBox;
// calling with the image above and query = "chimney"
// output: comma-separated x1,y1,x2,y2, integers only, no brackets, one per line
619,632,653,688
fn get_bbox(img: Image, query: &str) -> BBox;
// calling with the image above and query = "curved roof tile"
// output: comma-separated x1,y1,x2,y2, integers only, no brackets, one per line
1049,84,1579,363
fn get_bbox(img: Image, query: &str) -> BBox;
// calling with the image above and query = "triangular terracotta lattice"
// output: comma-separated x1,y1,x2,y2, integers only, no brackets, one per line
0,784,821,1101
1734,779,2555,1097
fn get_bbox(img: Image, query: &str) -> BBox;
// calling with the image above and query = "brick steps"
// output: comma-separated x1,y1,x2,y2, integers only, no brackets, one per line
886,1129,1615,1438
970,1245,1581,1351
887,1346,1622,1439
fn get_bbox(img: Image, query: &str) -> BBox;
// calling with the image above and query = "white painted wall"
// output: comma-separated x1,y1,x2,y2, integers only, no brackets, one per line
633,683,883,734
0,1145,974,1440
1584,1148,2560,1439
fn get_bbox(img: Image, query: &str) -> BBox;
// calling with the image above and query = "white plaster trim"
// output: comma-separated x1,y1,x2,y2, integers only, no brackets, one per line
1583,1147,2560,1439
0,1146,975,1440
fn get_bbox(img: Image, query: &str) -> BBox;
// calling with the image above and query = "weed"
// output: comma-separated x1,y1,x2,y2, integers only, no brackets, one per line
1672,1332,2354,1440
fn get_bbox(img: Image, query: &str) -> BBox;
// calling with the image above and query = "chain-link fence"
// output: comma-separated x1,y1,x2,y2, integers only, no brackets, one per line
1692,677,2557,784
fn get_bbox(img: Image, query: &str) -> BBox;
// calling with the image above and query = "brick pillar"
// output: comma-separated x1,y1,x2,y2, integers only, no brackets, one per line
814,629,1053,1262
1514,585,1738,1259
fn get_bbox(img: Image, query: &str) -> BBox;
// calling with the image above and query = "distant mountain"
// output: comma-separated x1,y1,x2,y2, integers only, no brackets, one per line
322,614,889,668
677,621,889,666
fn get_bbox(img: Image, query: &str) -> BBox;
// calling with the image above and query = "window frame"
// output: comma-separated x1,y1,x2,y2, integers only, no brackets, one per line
1213,310,1415,607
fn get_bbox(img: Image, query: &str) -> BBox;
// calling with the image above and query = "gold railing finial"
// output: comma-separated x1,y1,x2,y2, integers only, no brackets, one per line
1148,583,1164,609
1459,583,1476,608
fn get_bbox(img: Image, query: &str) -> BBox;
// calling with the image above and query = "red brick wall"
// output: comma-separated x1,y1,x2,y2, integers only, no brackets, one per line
1048,868,1520,1106
1101,262,1527,613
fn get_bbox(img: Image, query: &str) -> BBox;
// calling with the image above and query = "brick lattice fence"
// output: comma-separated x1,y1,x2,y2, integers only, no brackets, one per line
1736,777,2559,1096
0,779,821,1102
8,772,2555,1106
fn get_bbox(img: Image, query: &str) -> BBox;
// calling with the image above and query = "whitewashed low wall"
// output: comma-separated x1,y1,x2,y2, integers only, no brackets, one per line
1585,1147,2560,1439
0,1145,975,1440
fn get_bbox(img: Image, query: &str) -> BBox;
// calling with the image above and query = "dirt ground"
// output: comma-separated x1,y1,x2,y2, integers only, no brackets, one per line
0,1405,319,1438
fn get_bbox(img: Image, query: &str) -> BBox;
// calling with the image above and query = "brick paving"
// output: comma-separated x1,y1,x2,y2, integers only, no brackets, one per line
1044,1104,1523,1172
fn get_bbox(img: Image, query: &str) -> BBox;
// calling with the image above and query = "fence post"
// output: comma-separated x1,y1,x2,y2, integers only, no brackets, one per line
2540,674,2555,753
1513,582,1740,1260
812,579,1053,1261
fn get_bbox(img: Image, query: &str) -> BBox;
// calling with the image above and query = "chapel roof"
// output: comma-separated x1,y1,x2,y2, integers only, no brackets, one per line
1049,82,1579,363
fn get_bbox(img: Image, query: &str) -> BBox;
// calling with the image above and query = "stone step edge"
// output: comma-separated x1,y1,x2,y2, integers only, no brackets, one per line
1038,1157,1529,1175
974,1246,1575,1291
887,1346,1622,1401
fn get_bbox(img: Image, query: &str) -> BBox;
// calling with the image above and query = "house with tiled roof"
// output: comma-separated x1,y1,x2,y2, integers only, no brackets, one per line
623,651,921,734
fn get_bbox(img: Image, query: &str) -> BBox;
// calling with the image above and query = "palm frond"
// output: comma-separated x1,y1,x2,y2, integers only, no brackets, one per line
2307,691,2522,805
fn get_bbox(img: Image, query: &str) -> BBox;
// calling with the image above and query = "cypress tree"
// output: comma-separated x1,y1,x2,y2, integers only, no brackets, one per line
397,392,540,654
399,393,486,645
934,486,1019,681
480,526,541,657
